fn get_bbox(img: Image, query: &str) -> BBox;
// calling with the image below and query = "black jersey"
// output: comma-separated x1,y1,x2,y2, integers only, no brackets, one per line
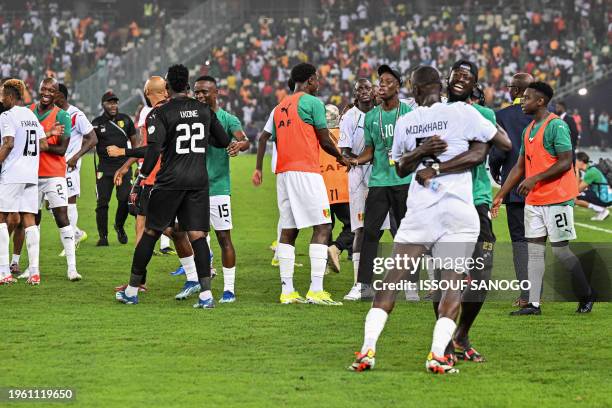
145,96,230,190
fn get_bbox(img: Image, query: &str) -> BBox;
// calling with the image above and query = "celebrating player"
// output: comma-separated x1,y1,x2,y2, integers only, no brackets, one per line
269,62,349,305
28,77,79,282
115,64,230,308
492,81,594,315
350,66,510,374
55,83,97,251
193,75,250,303
0,80,44,285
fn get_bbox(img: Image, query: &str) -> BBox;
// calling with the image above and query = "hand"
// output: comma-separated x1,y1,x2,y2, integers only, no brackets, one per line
348,158,359,168
47,122,64,138
517,176,538,197
227,141,243,157
67,156,79,170
252,169,263,186
106,145,125,157
419,135,447,157
491,195,503,218
415,167,436,186
114,166,129,186
128,175,146,216
39,137,49,152
336,155,350,170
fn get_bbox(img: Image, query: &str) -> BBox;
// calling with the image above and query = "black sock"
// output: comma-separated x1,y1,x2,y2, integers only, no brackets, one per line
129,233,158,287
191,237,212,291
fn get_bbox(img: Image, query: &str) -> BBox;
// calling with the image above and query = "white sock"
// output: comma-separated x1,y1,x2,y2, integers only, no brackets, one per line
160,234,170,249
68,203,79,233
426,255,435,281
223,266,235,293
11,254,20,265
588,203,605,212
125,285,139,297
25,226,39,276
199,290,212,301
361,308,388,354
277,243,295,295
352,252,360,284
309,243,327,292
0,223,9,277
431,317,457,357
180,256,198,282
527,242,546,306
59,226,76,270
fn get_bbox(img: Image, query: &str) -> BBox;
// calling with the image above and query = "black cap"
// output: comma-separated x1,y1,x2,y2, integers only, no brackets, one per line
451,59,479,81
101,91,119,103
378,65,403,86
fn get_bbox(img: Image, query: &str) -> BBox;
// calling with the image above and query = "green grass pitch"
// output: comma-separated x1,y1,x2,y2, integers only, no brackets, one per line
3,155,611,407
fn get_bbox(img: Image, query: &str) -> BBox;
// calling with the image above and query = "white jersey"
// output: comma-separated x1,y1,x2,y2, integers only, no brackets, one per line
264,109,277,173
138,106,153,128
65,104,94,163
0,106,43,184
392,102,496,209
338,106,367,156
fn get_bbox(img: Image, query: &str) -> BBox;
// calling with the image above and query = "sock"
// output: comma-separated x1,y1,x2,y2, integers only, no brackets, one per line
180,256,198,282
129,233,157,287
59,226,76,270
431,317,457,357
0,223,9,277
191,237,213,294
125,285,139,297
551,244,592,300
588,203,605,212
24,226,40,276
160,234,170,250
426,256,435,281
68,203,79,233
352,252,360,284
277,243,295,295
199,290,212,301
11,254,20,265
223,266,235,293
527,242,546,307
309,243,327,292
361,308,388,353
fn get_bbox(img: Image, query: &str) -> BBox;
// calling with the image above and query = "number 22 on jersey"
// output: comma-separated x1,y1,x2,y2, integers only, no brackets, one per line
175,123,205,154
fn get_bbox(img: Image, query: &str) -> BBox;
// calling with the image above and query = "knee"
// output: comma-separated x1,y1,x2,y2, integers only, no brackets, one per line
187,230,207,242
144,228,161,239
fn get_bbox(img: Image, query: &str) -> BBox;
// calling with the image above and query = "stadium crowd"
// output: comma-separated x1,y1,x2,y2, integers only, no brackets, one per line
197,0,611,127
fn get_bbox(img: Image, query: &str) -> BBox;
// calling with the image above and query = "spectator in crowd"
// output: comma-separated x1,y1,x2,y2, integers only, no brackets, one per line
575,152,610,221
597,111,609,151
555,101,579,157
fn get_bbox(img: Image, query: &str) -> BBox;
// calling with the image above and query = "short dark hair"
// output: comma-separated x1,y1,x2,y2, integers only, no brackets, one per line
166,64,190,93
528,81,554,102
290,63,317,84
195,75,216,85
3,83,22,100
287,78,295,92
411,65,441,87
58,83,69,100
576,151,590,163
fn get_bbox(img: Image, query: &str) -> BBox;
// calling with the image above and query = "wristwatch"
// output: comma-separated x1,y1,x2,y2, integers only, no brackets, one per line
431,163,440,176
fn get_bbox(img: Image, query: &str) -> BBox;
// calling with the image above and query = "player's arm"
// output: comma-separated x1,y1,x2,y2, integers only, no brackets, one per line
227,115,249,156
253,130,271,186
341,147,356,159
67,128,97,170
490,124,512,151
209,110,231,148
107,145,147,158
396,136,448,178
43,110,71,155
316,127,348,166
491,154,526,217
0,136,14,163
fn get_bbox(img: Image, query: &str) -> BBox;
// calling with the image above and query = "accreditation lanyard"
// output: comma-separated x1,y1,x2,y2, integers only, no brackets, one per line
378,106,400,166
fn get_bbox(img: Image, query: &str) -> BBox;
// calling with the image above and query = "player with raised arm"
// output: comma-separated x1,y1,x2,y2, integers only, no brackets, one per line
349,66,511,374
55,83,97,252
0,80,44,285
192,75,250,303
492,81,594,315
115,64,230,308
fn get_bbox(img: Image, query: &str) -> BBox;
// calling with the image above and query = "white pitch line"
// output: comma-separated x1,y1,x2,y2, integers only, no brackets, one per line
574,222,612,234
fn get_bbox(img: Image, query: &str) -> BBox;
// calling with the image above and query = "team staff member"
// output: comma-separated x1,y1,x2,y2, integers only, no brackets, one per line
321,104,353,273
490,72,533,307
346,65,412,300
575,152,610,221
92,91,138,246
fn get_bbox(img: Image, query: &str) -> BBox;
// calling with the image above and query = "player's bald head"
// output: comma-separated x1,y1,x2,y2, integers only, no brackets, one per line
144,76,166,95
509,73,534,99
40,77,58,91
411,66,441,87
410,66,442,106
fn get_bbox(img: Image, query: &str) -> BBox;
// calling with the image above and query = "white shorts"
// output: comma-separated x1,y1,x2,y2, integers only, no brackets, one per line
277,171,331,229
0,183,38,214
210,195,233,231
38,177,68,209
525,204,577,242
348,166,390,231
395,196,479,267
66,166,81,198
